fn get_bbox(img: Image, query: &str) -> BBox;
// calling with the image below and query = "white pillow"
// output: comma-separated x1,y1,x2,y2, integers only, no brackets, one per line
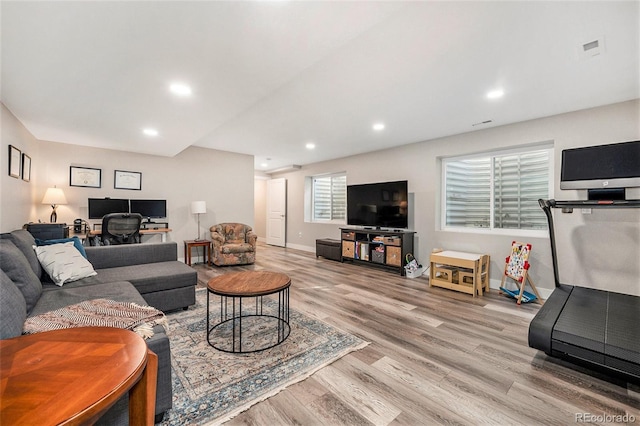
34,242,97,286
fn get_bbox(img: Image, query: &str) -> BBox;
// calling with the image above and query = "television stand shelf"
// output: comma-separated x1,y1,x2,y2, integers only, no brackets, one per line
340,228,415,276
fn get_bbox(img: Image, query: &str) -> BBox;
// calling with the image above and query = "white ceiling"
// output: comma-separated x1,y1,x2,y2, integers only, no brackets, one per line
2,1,639,172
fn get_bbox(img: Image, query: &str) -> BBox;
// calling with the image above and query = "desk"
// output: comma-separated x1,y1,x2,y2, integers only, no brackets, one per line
85,228,172,243
184,239,211,266
430,250,490,297
0,327,157,426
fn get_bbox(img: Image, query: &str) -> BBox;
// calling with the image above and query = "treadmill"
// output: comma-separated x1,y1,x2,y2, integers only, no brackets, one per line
528,199,640,383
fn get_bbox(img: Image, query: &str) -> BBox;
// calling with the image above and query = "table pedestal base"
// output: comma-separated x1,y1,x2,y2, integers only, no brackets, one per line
207,288,290,353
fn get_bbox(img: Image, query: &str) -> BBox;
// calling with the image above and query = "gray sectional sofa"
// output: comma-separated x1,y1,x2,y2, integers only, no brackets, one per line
0,229,197,424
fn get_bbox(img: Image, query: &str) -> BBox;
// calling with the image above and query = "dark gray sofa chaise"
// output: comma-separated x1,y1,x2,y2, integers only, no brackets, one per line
0,229,197,424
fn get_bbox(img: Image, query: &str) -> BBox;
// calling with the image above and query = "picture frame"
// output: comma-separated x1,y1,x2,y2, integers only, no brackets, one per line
8,145,21,178
114,170,142,190
21,153,31,182
70,166,102,188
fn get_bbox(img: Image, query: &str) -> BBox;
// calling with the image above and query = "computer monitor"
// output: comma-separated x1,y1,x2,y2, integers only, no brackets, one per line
88,198,129,219
129,199,167,222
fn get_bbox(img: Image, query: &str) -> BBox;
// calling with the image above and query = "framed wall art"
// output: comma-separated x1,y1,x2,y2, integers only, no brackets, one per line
114,170,142,190
21,153,31,182
70,166,102,188
8,145,21,178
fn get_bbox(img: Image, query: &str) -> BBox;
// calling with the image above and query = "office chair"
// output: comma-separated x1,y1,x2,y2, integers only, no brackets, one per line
100,213,143,245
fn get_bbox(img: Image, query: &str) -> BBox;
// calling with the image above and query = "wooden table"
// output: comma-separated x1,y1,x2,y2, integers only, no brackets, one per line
207,271,291,353
430,250,490,297
184,239,211,266
0,327,158,426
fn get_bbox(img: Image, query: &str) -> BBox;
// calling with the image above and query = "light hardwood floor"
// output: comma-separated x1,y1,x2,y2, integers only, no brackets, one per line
193,242,639,425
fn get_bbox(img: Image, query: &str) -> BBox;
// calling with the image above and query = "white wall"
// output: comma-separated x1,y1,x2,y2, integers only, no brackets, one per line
1,104,41,229
1,104,255,260
253,177,267,239
261,100,640,296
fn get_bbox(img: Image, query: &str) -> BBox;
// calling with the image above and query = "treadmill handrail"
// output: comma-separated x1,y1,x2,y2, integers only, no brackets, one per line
539,199,561,288
538,198,640,289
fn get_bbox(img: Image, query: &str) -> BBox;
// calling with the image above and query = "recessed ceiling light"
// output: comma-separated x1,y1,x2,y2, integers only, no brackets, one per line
373,123,385,131
305,142,315,150
169,83,192,96
486,89,504,99
142,128,159,137
261,163,268,168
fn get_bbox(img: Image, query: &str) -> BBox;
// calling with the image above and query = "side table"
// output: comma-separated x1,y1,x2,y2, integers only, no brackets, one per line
0,327,157,426
207,271,291,353
184,239,211,266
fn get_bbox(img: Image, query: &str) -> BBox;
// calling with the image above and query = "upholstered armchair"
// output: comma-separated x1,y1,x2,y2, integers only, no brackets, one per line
209,223,257,266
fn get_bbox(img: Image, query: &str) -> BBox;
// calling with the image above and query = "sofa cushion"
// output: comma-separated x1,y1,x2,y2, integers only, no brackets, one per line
30,281,146,316
7,229,42,279
0,239,42,314
93,261,197,295
221,243,255,254
0,269,27,339
34,242,97,286
85,242,178,270
35,236,87,258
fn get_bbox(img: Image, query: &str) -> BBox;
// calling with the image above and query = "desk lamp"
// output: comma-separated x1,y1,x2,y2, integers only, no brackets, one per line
42,187,67,223
191,201,206,240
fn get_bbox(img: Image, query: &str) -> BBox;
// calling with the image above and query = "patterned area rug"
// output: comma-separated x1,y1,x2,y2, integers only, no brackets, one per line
160,289,368,425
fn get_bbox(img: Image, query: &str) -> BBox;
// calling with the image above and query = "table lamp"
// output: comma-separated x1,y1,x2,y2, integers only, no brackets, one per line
42,187,67,223
190,201,206,240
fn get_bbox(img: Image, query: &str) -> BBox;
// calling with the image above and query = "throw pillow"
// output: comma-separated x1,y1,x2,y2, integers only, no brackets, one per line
8,230,43,280
0,239,42,314
35,236,87,258
34,242,97,286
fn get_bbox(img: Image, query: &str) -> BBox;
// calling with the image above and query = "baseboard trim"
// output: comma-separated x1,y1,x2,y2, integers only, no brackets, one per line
284,243,315,253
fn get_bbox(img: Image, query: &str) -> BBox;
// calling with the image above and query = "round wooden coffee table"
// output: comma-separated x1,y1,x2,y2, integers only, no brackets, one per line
0,327,157,425
207,271,291,353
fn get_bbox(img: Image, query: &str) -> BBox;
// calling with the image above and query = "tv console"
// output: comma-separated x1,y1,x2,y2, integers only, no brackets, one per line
340,228,415,276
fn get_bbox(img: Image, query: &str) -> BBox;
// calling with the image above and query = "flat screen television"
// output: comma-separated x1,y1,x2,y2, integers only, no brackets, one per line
130,199,167,221
347,180,408,229
88,198,129,219
560,140,640,190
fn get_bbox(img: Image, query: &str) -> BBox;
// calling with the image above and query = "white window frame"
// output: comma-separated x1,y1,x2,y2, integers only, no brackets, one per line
304,172,347,224
441,143,554,238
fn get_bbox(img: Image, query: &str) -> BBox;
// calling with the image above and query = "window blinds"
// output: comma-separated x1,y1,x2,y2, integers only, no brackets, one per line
312,174,346,221
445,148,550,230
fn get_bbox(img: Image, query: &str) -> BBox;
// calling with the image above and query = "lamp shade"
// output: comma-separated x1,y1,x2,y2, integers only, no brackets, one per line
42,187,67,205
190,201,206,214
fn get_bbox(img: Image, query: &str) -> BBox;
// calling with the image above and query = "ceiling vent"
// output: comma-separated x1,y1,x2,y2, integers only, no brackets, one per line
578,36,605,59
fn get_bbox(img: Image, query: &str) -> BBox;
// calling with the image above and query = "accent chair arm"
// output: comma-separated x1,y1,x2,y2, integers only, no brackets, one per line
246,231,258,247
210,231,225,246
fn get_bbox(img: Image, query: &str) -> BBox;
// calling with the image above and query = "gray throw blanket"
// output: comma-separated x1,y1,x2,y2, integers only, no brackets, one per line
23,299,167,339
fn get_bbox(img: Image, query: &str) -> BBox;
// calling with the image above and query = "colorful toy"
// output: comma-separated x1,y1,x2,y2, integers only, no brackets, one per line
499,241,543,305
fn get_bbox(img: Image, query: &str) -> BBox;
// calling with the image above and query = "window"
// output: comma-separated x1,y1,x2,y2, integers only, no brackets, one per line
310,173,346,222
443,146,552,233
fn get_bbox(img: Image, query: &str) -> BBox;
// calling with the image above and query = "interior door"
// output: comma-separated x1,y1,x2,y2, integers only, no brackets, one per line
266,178,286,247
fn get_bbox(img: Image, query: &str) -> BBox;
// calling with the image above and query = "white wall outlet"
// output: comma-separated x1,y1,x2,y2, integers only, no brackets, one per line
581,208,592,214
